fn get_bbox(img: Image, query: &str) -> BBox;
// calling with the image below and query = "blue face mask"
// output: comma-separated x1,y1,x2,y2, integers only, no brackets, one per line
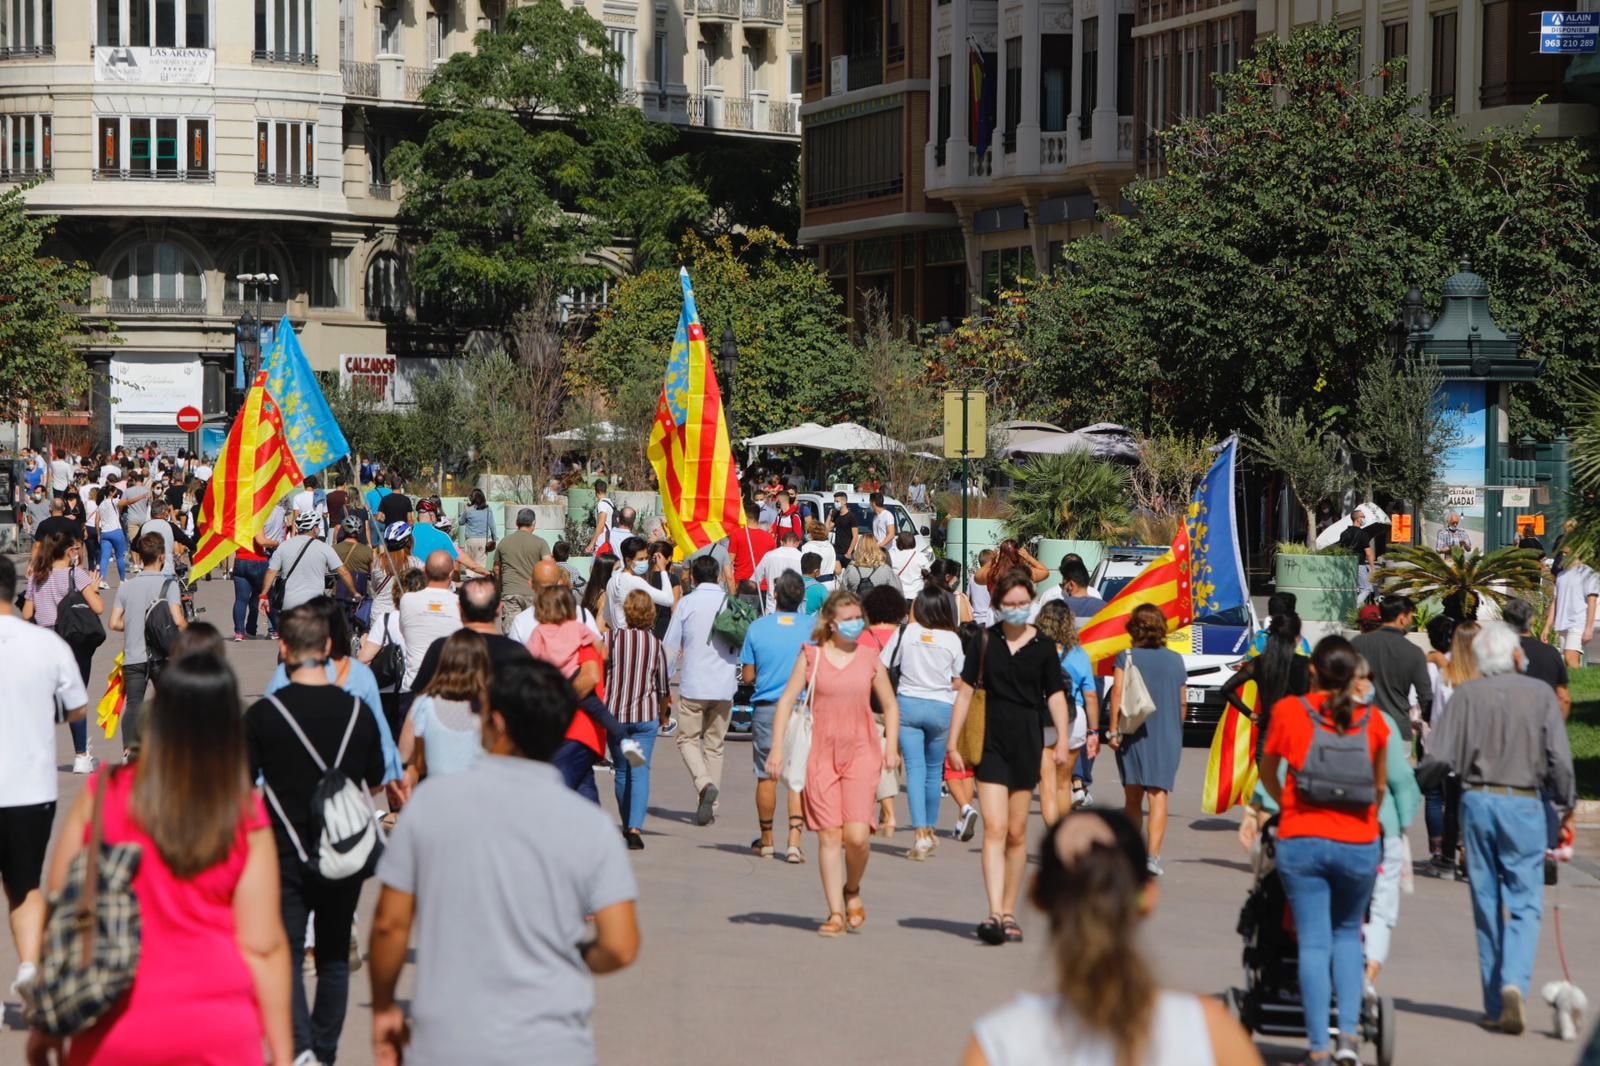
999,606,1032,626
631,561,649,576
837,618,867,641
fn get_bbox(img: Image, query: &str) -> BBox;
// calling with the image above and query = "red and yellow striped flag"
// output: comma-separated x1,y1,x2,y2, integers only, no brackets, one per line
186,373,305,583
647,269,744,560
1078,523,1193,673
96,652,126,739
1202,681,1259,813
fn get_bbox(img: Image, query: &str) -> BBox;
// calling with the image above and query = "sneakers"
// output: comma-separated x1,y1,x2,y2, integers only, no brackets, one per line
659,718,679,737
97,581,110,590
620,738,647,767
1071,786,1093,809
1499,984,1525,1035
695,784,719,826
11,961,37,1010
233,631,246,642
624,829,645,851
72,752,97,774
1333,1032,1361,1063
908,837,934,862
1146,856,1165,877
955,805,978,842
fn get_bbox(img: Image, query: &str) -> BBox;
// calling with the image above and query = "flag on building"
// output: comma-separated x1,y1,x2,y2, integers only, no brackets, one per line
647,269,744,560
1201,682,1260,813
97,652,125,739
969,44,996,158
188,316,349,583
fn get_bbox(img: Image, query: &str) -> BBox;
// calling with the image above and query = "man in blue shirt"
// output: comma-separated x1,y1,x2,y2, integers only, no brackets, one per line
800,551,828,614
362,472,391,544
410,500,487,576
738,571,812,860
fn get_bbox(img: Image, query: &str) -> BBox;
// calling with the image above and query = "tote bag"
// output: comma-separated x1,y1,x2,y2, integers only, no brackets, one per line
782,648,823,795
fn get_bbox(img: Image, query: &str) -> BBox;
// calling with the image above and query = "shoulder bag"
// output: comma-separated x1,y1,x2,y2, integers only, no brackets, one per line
267,537,314,616
370,622,405,691
710,593,757,652
24,770,143,1037
955,628,989,768
782,646,823,795
54,572,106,652
1118,651,1159,734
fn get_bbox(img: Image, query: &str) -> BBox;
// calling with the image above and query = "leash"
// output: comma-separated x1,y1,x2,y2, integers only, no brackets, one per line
1555,891,1573,984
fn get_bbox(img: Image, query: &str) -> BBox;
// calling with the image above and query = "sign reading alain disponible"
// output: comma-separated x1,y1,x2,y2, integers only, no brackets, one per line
1540,11,1599,54
94,47,216,85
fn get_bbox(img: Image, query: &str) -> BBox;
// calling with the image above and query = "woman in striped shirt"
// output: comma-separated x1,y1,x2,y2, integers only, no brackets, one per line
606,590,671,850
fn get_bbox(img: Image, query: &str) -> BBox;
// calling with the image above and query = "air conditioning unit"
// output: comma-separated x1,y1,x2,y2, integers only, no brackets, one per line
829,54,846,95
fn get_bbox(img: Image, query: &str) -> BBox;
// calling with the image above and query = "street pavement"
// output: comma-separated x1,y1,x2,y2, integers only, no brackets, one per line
2,574,1597,1065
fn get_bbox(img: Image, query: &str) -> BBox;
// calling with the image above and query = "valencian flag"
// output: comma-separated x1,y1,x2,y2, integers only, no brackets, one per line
1202,681,1261,814
647,269,745,560
97,652,126,739
188,316,349,583
969,43,996,157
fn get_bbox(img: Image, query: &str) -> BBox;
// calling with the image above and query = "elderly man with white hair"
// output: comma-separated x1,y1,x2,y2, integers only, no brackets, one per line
1436,511,1473,553
1427,620,1575,1036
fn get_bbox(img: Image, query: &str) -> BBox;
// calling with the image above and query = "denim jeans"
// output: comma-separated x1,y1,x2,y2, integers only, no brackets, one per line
1363,834,1406,968
553,739,599,803
278,856,365,1064
232,557,268,636
1276,835,1381,1051
898,695,953,830
66,641,94,755
1460,790,1547,1018
121,661,152,755
610,721,659,830
98,527,128,581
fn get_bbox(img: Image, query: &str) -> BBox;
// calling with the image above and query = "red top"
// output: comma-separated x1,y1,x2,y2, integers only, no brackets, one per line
771,508,803,543
563,643,608,756
1263,691,1389,844
727,526,776,584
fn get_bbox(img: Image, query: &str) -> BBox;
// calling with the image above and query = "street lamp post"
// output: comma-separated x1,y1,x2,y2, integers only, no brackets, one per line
719,325,739,471
234,271,280,391
1385,285,1433,362
937,316,966,582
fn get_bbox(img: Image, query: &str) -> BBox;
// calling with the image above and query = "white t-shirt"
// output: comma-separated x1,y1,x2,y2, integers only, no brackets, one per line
509,601,602,645
604,569,674,630
99,463,123,483
752,546,805,606
49,457,71,492
606,525,633,559
887,546,932,601
969,578,993,626
593,497,616,538
885,623,966,704
801,538,837,577
399,587,463,689
192,463,213,481
291,489,328,534
97,497,121,534
872,508,895,544
972,991,1214,1066
1553,563,1600,634
0,614,89,806
368,553,421,622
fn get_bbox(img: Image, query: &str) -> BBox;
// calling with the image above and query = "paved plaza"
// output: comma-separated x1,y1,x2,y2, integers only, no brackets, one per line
2,576,1597,1065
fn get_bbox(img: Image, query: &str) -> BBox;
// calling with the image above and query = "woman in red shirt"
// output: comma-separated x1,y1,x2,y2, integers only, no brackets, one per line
1260,636,1389,1066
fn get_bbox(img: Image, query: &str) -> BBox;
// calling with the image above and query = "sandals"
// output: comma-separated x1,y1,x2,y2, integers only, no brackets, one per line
843,887,866,933
751,818,775,858
786,816,806,864
976,914,1006,945
1001,914,1023,943
818,911,847,937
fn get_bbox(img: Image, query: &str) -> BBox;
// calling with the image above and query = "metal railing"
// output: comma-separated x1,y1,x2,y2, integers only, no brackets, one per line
847,54,882,91
0,44,53,59
723,96,753,130
222,299,288,317
684,95,797,135
253,49,317,65
342,59,378,96
405,65,434,100
104,298,207,315
768,99,798,133
696,0,740,17
368,182,393,200
94,167,214,183
254,172,319,187
0,165,52,182
741,0,783,22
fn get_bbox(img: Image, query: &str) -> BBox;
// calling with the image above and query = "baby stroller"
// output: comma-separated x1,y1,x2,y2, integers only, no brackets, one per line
1226,817,1395,1066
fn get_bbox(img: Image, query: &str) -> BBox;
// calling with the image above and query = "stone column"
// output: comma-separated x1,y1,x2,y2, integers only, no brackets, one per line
948,0,971,174
1015,0,1041,171
1094,2,1116,159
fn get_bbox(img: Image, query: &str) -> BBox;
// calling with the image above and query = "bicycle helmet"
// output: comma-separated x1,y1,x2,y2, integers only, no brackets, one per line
384,521,412,546
295,511,320,532
342,514,365,536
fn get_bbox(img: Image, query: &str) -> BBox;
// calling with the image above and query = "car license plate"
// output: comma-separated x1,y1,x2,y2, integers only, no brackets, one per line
1185,687,1205,705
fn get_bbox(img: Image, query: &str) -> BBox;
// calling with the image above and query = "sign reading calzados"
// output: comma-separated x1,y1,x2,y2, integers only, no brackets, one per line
95,47,215,85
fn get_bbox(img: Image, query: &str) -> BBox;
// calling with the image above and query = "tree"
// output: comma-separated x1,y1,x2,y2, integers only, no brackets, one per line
1003,452,1132,543
1245,400,1349,548
1352,357,1464,537
853,295,941,497
1024,24,1600,438
0,185,102,421
1128,431,1216,545
386,0,706,343
454,345,568,497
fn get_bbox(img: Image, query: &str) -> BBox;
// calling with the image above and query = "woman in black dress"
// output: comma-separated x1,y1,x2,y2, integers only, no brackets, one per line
947,572,1071,946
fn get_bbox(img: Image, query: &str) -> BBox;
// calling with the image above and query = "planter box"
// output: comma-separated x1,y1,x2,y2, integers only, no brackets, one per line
501,502,566,541
1035,539,1104,594
1274,554,1358,622
567,487,596,528
479,473,543,501
945,518,1009,580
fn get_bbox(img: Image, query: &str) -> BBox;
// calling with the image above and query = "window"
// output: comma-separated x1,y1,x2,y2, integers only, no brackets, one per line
1041,34,1070,132
981,246,1035,301
804,2,820,84
1116,14,1134,116
310,250,345,308
609,27,635,89
226,247,283,305
654,31,668,103
788,50,800,95
1003,37,1021,152
96,115,209,179
1079,19,1097,139
1,0,53,56
109,242,205,307
1430,10,1456,113
426,3,447,63
742,45,757,97
255,120,316,186
1382,20,1407,92
845,0,881,88
886,0,901,62
366,253,406,321
366,128,396,186
802,103,903,207
377,3,400,55
698,39,714,88
1177,27,1202,118
1,113,50,177
1142,31,1170,166
96,0,206,46
1212,19,1237,110
254,0,315,62
936,54,950,161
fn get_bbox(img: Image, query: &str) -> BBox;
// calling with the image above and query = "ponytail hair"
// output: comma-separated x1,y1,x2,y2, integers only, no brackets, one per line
1310,634,1360,730
1033,810,1156,1066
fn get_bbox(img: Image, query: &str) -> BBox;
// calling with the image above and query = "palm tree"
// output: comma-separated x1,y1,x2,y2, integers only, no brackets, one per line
1373,544,1545,619
1002,452,1133,544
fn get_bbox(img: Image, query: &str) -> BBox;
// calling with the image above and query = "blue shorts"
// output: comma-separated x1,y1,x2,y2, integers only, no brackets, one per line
752,703,778,780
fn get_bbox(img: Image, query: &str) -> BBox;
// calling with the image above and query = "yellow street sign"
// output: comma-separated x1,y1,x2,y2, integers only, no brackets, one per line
943,389,987,459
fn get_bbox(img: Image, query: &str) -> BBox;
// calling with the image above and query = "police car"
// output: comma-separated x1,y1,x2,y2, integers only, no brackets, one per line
1091,546,1260,739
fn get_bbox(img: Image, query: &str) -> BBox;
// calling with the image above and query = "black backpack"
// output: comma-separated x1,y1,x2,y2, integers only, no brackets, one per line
143,578,181,669
54,579,106,652
369,624,405,691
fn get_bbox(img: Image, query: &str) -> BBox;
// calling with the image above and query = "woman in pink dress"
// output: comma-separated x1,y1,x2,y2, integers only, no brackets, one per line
768,589,901,937
26,653,293,1065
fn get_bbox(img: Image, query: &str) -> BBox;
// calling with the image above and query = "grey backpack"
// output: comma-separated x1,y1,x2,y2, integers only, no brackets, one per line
1291,697,1377,809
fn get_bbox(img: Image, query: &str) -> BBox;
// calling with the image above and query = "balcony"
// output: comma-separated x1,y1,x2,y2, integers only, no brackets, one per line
342,60,378,97
254,172,319,187
405,65,434,100
845,54,882,91
0,165,52,182
684,94,797,135
768,99,798,133
0,44,53,59
94,168,214,183
969,147,992,177
368,182,393,200
103,299,207,316
222,299,288,318
253,50,317,65
697,0,740,20
741,0,783,24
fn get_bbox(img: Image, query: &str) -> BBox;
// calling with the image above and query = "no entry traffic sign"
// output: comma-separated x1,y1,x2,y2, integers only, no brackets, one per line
176,405,203,433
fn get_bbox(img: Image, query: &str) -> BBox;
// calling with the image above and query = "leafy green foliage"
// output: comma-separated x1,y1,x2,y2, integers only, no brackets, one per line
1558,380,1600,567
1351,357,1463,527
1002,452,1132,543
1374,544,1544,618
387,0,706,330
0,185,101,420
1245,400,1350,547
1023,24,1600,438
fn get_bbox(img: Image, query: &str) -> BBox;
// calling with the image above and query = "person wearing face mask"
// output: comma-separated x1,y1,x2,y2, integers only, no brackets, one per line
947,573,1072,946
604,536,677,632
766,589,901,936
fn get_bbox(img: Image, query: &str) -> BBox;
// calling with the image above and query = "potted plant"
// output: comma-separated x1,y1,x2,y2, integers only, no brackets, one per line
1002,453,1132,588
1273,541,1359,622
1373,544,1545,620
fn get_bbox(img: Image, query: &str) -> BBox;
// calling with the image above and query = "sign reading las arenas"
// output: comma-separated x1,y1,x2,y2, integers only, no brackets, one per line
94,47,216,85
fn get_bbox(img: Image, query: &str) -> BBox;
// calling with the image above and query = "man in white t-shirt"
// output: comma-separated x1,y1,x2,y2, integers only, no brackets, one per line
49,454,72,496
869,491,896,546
191,458,214,482
1548,560,1600,668
290,475,329,538
751,531,805,613
509,559,604,643
0,556,90,997
586,481,616,556
399,551,463,690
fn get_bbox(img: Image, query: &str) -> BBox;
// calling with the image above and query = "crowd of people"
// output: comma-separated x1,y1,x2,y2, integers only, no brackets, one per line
0,447,1588,1065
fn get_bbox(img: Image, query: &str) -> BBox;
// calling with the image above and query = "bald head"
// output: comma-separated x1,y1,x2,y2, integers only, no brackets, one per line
531,558,566,590
459,577,500,629
424,550,454,584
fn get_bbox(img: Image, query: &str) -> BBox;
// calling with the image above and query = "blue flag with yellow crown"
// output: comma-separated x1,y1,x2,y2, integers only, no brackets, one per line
1188,436,1249,618
261,314,348,478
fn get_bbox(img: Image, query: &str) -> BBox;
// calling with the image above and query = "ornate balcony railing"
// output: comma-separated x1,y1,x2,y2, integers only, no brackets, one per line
104,299,207,315
768,99,798,133
741,0,783,23
254,172,319,187
696,0,740,18
94,167,214,183
405,65,434,100
222,299,288,317
253,49,317,65
342,59,378,96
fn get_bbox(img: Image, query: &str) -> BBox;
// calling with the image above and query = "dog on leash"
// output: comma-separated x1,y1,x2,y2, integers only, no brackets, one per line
1542,980,1588,1041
